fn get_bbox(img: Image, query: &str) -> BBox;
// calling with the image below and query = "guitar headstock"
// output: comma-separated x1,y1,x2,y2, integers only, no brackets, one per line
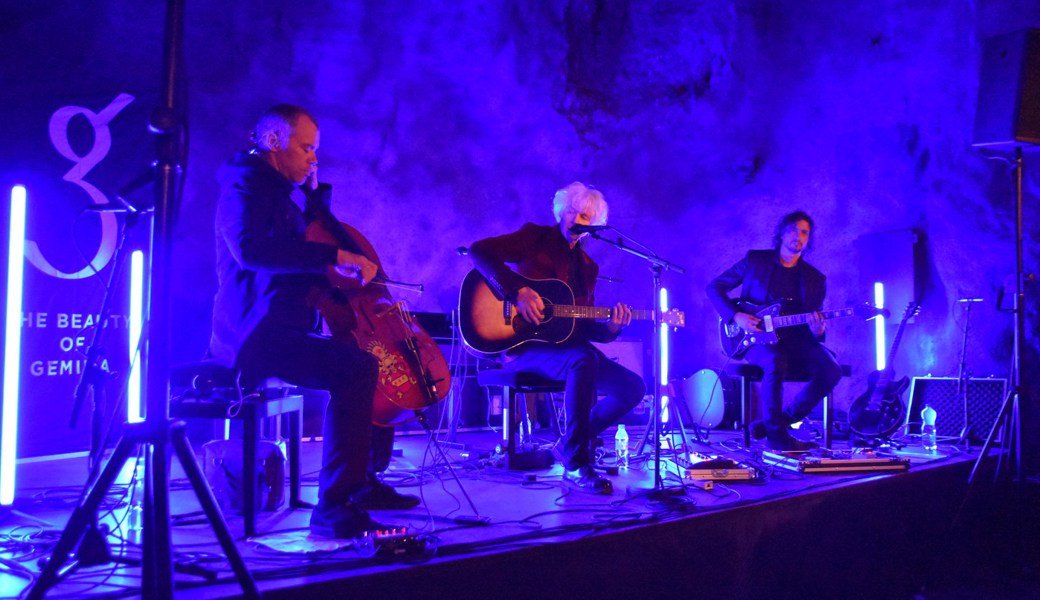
854,303,891,320
900,302,922,322
662,309,685,328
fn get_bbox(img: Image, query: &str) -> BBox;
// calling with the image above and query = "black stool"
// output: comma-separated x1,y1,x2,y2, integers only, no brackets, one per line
726,363,851,450
476,366,563,470
170,362,309,537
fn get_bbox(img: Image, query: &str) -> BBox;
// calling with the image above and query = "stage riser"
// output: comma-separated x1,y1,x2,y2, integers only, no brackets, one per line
260,461,976,599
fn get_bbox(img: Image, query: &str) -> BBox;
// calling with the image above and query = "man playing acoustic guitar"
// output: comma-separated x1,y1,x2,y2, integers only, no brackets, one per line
706,210,843,451
468,182,646,493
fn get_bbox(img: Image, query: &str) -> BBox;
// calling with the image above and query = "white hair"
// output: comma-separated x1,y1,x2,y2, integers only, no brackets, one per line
551,182,608,225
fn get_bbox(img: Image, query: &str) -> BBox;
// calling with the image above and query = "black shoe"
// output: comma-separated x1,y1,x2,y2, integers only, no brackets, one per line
563,465,613,495
766,434,818,452
750,420,767,440
310,501,393,539
351,480,421,510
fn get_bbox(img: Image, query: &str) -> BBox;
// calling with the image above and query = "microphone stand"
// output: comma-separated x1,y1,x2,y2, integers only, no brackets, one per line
584,229,685,495
969,145,1031,484
56,206,146,579
28,2,259,597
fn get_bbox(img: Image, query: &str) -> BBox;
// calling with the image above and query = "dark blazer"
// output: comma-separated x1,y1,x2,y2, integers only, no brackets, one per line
209,152,338,366
706,249,826,321
469,222,618,344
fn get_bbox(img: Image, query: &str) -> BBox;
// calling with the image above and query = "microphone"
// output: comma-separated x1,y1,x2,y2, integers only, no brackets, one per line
85,192,144,213
570,224,611,234
957,298,983,303
85,203,135,212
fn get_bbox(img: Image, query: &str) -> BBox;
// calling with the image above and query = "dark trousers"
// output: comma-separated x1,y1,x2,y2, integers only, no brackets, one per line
745,340,842,440
237,323,381,507
505,342,646,470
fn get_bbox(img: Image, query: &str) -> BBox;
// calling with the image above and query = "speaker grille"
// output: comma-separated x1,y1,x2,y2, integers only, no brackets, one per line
906,377,1007,443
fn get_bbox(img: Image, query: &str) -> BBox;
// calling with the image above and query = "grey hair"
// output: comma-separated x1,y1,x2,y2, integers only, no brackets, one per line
251,104,317,151
551,182,608,225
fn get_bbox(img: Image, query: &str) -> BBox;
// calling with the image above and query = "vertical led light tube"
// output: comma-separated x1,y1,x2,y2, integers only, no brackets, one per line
658,288,670,424
874,282,886,371
128,250,144,423
2,186,27,505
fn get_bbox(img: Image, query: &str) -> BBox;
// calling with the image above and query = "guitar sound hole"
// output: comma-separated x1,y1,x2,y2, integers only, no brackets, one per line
541,301,554,323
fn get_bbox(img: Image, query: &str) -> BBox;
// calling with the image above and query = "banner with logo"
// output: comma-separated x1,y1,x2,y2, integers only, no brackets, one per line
0,1,177,458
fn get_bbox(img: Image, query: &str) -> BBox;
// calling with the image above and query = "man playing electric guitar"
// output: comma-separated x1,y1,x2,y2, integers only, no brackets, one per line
706,210,843,451
467,182,646,494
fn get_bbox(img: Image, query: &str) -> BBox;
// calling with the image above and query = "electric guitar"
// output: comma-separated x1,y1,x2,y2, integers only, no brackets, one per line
718,301,887,359
458,269,685,357
848,302,921,438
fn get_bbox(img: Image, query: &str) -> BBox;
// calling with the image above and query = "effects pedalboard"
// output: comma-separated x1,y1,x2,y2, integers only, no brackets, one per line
353,528,432,559
760,448,911,474
673,452,760,482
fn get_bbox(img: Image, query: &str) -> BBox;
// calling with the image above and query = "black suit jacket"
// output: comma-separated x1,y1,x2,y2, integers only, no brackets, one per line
706,249,826,322
209,152,338,366
468,222,618,344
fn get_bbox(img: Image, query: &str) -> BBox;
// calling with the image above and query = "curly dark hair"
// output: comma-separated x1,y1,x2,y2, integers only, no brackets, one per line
772,210,815,253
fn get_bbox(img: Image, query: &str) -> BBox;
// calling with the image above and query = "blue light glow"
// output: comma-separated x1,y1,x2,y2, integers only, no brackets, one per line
128,250,144,423
2,186,27,505
874,282,886,371
659,287,669,385
659,288,670,423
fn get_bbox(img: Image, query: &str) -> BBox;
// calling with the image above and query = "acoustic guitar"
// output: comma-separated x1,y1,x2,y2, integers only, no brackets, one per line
458,269,684,357
718,301,887,359
848,302,921,438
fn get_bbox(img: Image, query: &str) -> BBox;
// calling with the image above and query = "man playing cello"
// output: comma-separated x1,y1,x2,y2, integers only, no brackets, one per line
210,104,418,539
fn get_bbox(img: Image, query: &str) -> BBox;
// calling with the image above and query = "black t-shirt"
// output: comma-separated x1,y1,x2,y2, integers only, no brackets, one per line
767,262,813,343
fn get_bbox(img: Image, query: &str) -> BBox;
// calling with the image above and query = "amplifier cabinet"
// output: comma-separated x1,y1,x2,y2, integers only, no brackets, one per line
905,377,1007,443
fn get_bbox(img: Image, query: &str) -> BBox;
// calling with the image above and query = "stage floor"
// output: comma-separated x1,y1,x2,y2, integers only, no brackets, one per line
2,425,1036,599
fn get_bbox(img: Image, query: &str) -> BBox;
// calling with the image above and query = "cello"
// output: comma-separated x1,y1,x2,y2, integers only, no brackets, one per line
303,193,451,426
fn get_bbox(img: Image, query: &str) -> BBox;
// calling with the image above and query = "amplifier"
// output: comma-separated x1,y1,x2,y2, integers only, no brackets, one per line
905,377,1007,443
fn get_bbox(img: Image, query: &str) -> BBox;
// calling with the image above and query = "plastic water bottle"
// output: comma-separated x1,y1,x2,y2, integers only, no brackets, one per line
128,456,145,544
921,405,937,453
615,424,629,469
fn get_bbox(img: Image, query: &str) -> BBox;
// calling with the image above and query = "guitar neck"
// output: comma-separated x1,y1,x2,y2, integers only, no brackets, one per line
769,307,857,329
879,320,911,382
550,305,656,322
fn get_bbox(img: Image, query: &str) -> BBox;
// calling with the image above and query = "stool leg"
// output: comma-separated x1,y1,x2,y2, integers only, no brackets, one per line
823,394,832,449
503,386,517,464
289,409,305,508
741,376,752,449
243,404,257,538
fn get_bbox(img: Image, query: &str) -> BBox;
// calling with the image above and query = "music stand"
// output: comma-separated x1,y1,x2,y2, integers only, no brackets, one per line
27,2,259,597
968,145,1031,483
584,229,686,495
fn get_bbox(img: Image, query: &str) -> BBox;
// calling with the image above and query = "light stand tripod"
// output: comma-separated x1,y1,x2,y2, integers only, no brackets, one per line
969,145,1031,484
584,229,686,494
27,1,259,598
